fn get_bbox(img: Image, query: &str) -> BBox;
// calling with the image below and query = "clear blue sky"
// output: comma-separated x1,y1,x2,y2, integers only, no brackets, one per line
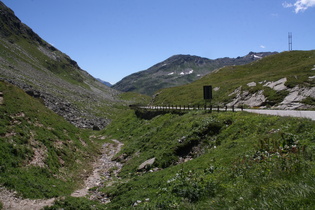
2,0,315,84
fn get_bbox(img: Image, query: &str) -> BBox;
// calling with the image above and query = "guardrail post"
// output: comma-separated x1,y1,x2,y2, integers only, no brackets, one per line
225,106,227,111
217,106,220,112
232,105,234,112
210,105,212,113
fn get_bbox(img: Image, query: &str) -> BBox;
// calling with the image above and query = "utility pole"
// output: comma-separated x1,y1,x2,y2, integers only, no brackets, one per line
288,32,292,51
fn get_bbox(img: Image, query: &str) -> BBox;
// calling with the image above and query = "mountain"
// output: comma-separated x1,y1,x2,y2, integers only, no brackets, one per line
151,50,315,109
1,2,315,209
112,52,277,96
0,1,121,129
97,78,112,87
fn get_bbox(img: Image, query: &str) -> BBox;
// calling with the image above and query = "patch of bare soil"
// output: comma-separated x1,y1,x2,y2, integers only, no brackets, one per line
71,139,124,203
0,187,55,210
0,139,124,209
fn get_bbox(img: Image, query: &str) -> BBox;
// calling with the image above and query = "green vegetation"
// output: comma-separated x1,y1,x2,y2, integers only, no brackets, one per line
152,50,315,106
4,51,315,209
53,108,314,209
2,12,315,209
263,88,289,107
118,92,151,105
45,196,106,210
0,81,105,199
302,96,315,106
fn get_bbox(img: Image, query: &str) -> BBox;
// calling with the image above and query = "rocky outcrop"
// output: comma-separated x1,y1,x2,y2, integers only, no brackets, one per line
227,77,315,109
263,78,287,91
277,86,315,109
1,78,111,129
227,88,266,107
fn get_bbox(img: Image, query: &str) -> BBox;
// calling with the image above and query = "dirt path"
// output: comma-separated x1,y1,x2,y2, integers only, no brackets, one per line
71,139,124,201
0,187,55,210
0,139,124,209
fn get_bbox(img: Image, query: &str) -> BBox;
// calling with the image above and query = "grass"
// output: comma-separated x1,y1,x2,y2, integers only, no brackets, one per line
44,196,106,210
1,49,315,208
66,108,315,209
118,92,151,105
2,21,315,209
0,81,105,199
302,96,315,106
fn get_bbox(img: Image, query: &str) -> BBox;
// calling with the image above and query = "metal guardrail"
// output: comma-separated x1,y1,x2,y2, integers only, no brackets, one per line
129,105,244,112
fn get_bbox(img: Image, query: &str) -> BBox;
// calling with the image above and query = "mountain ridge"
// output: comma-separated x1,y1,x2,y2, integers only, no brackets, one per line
0,1,121,129
151,50,315,109
112,51,277,96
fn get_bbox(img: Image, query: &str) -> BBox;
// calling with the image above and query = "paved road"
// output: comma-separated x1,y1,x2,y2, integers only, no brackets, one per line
134,105,315,121
243,109,315,121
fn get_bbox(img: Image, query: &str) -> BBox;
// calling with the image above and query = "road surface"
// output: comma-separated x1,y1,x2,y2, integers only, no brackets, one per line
243,109,315,121
133,105,315,121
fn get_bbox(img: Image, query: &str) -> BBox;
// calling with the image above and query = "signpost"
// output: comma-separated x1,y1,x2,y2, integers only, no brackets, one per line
203,85,212,111
203,85,212,100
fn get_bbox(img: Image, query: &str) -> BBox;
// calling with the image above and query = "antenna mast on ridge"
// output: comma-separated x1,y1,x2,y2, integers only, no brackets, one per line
288,32,292,51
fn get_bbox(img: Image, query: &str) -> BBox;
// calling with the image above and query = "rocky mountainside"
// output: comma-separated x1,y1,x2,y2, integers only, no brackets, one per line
0,2,121,129
112,52,277,96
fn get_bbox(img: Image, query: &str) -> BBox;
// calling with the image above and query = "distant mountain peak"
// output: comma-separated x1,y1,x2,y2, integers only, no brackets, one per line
112,52,278,96
97,79,112,87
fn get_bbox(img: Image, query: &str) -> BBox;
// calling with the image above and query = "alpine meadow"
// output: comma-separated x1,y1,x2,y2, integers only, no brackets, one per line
1,1,315,209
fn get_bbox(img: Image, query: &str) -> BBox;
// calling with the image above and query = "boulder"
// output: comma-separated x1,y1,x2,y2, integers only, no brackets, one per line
138,158,156,171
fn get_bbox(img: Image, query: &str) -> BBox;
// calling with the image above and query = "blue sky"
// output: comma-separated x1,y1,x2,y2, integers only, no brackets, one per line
2,0,315,84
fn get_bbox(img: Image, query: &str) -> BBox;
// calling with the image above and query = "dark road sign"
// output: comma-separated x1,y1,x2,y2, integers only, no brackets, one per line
203,86,212,100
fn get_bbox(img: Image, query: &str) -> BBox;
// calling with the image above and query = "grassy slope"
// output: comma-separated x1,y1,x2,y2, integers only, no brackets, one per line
152,50,315,106
46,49,315,208
37,50,315,209
47,108,315,209
0,81,106,199
0,9,121,123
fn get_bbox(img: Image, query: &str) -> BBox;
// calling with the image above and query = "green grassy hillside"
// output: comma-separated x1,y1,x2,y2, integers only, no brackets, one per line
152,50,315,108
0,1,122,129
2,45,314,210
47,108,315,209
0,81,106,199
1,3,315,209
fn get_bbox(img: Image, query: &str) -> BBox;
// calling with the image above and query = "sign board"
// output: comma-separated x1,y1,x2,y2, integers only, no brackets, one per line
203,85,212,100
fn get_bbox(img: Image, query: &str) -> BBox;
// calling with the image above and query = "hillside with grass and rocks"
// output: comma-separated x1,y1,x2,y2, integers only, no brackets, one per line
151,50,315,110
112,52,277,96
0,1,124,130
1,1,315,209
